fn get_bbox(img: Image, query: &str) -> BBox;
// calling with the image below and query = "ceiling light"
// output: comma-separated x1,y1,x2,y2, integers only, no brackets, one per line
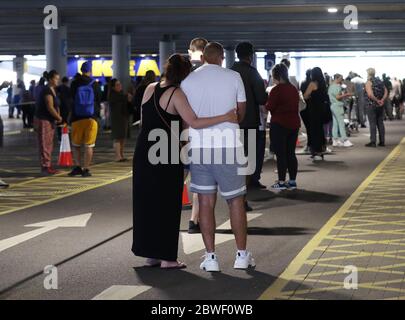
327,7,338,13
95,55,100,58
74,54,80,58
350,20,359,26
366,30,373,34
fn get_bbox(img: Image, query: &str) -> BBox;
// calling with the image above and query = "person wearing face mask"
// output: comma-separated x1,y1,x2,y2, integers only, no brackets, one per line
328,74,354,148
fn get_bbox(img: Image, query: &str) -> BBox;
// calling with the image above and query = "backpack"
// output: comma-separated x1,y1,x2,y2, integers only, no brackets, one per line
74,80,95,117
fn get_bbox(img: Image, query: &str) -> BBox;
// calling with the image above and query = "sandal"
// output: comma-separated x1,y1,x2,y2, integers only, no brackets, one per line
144,258,161,268
160,261,187,270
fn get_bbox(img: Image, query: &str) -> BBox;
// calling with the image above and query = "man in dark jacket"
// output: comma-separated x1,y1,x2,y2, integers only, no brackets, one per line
231,42,268,207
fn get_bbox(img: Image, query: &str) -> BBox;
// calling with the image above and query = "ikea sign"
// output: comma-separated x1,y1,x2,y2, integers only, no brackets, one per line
67,56,160,80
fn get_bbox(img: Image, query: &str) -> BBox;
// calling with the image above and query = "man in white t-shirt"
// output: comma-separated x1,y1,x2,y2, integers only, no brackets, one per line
181,42,255,272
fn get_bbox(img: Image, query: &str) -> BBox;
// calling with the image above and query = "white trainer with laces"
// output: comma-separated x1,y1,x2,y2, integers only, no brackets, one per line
343,140,354,148
200,253,220,272
234,251,256,270
333,139,343,147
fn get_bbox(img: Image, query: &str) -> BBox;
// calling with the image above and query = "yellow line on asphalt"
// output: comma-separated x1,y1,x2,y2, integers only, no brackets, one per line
0,161,132,217
259,138,405,300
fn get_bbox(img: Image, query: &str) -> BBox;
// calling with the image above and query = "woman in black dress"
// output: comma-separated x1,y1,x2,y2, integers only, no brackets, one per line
109,79,130,162
132,54,238,269
304,67,329,161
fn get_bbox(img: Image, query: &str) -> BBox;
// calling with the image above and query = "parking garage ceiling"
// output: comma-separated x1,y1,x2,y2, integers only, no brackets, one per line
1,0,405,55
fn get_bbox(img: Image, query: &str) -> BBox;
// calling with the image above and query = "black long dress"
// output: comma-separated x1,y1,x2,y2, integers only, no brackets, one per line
132,83,184,261
307,89,327,155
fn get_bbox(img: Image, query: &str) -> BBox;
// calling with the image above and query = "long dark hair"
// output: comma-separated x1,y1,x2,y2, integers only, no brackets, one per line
107,78,120,100
272,63,290,83
163,54,192,86
311,67,327,91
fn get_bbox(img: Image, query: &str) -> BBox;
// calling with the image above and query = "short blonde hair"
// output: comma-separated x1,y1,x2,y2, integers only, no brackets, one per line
367,68,376,79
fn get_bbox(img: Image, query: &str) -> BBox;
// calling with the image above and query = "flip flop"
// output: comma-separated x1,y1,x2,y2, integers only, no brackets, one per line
160,262,187,270
144,258,161,268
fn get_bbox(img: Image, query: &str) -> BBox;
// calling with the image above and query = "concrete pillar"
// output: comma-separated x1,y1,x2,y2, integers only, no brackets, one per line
45,25,67,76
225,47,235,69
159,35,176,73
13,55,27,83
112,28,131,92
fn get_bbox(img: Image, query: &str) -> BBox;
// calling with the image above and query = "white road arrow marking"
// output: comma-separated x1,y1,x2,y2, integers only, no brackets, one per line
0,213,92,253
181,213,262,255
92,285,151,300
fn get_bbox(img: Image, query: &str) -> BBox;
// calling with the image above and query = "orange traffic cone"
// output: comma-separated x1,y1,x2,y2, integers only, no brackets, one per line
58,126,73,167
182,182,192,210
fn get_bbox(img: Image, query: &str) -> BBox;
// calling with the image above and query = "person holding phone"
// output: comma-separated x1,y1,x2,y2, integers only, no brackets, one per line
34,70,63,175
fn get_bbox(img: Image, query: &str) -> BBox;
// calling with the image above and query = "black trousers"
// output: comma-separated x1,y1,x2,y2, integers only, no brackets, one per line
300,108,311,148
270,122,299,182
22,104,34,128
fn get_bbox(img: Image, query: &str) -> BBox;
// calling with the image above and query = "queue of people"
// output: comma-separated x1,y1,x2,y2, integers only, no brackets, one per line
130,38,405,273
1,39,404,273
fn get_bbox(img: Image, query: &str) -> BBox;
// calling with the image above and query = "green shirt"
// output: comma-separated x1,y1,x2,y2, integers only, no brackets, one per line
328,83,344,108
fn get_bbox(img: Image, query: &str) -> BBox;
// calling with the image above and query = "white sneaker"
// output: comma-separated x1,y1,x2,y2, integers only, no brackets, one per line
200,253,220,272
343,140,354,148
234,251,256,270
332,139,343,147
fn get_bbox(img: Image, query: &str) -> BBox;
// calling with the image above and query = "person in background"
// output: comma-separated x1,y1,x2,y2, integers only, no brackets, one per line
21,87,35,129
280,58,299,89
0,81,10,188
34,70,62,175
57,77,73,141
13,80,24,119
101,77,112,132
6,82,13,119
382,73,394,121
328,74,354,148
351,73,367,127
108,78,130,162
231,42,267,207
391,77,402,120
132,71,157,124
34,73,47,103
186,37,209,234
132,53,238,269
29,80,36,98
304,67,329,161
69,61,101,177
365,68,388,148
189,37,208,71
266,63,300,190
300,69,312,153
402,79,405,116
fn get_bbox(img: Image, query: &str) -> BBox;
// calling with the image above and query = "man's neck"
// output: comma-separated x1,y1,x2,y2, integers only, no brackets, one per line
190,51,203,62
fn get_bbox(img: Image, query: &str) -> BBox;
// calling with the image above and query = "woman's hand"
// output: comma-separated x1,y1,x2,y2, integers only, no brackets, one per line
225,108,239,123
55,115,63,124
